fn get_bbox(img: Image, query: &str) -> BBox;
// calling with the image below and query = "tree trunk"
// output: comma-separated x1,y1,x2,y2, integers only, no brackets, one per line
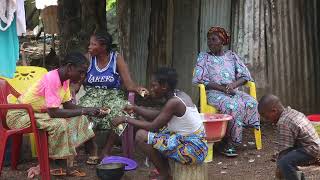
58,0,107,57
146,0,168,85
79,0,107,50
57,0,81,56
117,0,131,62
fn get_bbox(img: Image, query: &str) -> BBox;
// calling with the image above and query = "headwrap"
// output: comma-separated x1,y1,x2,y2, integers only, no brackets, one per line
207,26,231,45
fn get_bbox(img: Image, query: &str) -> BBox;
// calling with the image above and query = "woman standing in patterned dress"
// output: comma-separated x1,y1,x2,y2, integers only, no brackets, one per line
192,27,260,157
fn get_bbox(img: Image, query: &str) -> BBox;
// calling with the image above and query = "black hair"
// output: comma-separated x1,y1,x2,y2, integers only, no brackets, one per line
62,52,87,67
258,94,282,112
92,31,113,52
153,67,178,90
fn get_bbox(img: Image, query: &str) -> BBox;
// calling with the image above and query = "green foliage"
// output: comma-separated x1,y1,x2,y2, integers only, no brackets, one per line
313,123,320,135
106,0,117,11
106,0,118,49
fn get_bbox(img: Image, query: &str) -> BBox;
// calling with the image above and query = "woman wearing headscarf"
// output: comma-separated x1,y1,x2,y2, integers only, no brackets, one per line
192,27,260,157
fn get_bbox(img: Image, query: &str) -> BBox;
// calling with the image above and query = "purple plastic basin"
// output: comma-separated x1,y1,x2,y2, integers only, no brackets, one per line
101,156,138,171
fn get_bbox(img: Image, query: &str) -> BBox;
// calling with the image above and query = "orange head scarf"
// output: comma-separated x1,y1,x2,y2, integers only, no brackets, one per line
207,26,231,45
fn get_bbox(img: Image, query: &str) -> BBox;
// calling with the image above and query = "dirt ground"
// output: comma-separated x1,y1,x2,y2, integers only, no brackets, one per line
2,122,320,180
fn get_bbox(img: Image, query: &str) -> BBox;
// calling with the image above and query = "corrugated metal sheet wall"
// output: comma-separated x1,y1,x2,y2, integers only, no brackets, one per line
199,0,232,52
172,0,200,98
231,0,266,88
119,0,320,113
265,0,320,113
232,0,320,113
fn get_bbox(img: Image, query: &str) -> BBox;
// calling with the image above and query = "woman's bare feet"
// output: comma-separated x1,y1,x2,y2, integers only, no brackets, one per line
27,165,40,179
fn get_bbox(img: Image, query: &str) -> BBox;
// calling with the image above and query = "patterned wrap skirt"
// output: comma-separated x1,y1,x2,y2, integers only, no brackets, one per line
147,128,208,164
78,87,130,135
6,110,95,159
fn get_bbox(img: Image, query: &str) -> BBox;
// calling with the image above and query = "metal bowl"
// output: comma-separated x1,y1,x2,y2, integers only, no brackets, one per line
96,163,125,180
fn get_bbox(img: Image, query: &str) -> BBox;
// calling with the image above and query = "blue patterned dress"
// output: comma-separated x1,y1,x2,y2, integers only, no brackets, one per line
192,51,260,144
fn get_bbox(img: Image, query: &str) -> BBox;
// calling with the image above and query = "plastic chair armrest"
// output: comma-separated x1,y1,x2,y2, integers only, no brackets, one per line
197,84,217,113
244,81,257,100
128,91,135,105
198,84,207,111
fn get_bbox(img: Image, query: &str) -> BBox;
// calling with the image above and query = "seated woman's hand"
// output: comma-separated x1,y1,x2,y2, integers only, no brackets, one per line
98,107,111,117
227,89,236,96
112,116,126,126
226,82,237,90
136,87,149,97
223,85,236,96
123,104,135,114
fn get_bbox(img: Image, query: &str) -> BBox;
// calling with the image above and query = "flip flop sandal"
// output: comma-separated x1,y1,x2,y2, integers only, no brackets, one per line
68,170,86,177
150,175,172,180
149,169,160,178
221,147,238,157
50,168,67,176
86,156,100,165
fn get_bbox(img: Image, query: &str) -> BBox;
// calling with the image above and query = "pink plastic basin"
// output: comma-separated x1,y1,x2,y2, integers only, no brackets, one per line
307,115,320,135
308,114,320,122
202,113,232,142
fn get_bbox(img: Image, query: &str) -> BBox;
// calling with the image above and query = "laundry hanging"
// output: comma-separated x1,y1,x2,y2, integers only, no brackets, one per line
0,17,19,78
35,0,57,9
0,0,16,31
16,0,26,36
0,0,21,78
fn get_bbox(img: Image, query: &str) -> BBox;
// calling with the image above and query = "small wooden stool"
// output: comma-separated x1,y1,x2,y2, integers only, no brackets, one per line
297,165,320,179
169,160,208,180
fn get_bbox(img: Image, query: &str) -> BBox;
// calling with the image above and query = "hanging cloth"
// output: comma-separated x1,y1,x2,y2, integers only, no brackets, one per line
0,16,19,78
0,0,17,31
35,0,57,9
16,0,26,36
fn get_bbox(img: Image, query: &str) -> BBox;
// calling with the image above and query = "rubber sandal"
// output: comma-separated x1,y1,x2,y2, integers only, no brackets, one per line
50,168,67,176
86,156,100,165
68,169,86,177
150,175,172,180
221,147,238,157
149,169,160,178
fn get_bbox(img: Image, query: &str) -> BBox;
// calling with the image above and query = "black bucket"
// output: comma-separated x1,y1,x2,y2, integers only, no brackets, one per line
96,163,125,180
